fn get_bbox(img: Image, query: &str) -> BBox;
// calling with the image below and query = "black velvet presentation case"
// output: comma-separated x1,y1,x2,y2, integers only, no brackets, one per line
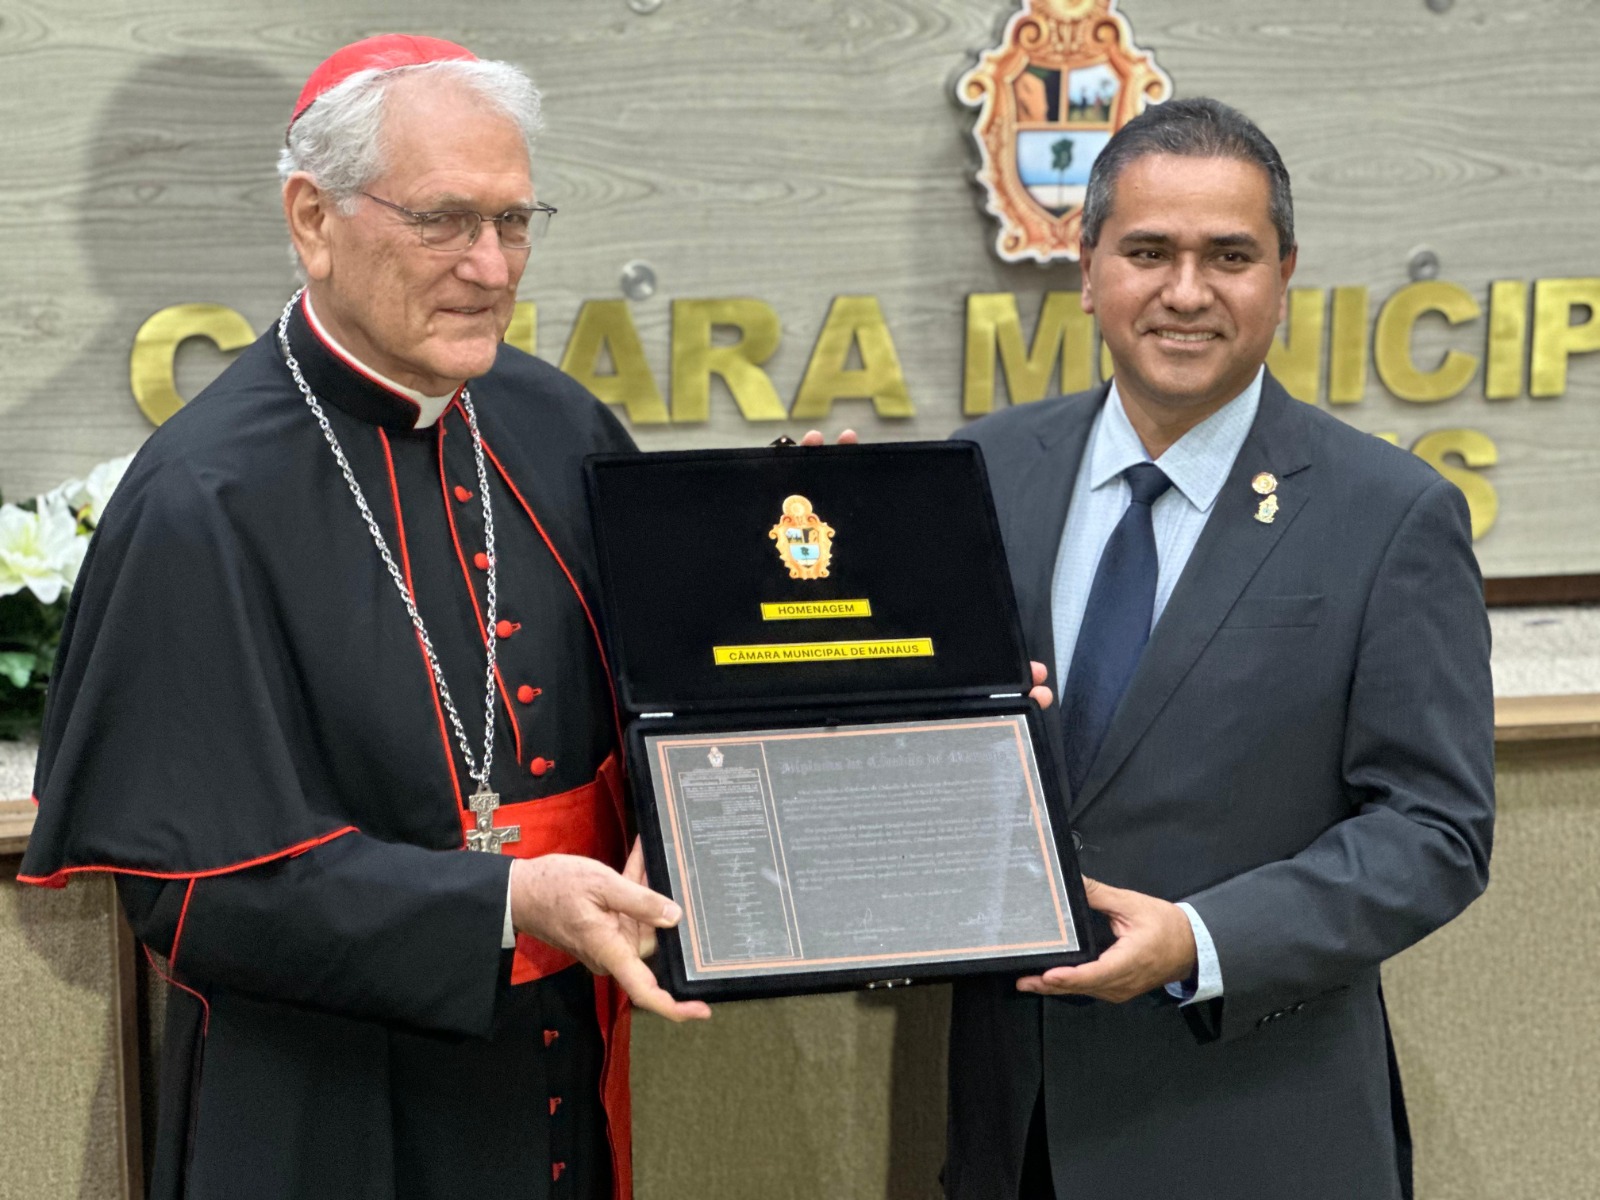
585,442,1097,1002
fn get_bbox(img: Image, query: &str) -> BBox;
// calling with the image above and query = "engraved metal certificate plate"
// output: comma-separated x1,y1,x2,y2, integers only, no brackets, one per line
642,714,1079,981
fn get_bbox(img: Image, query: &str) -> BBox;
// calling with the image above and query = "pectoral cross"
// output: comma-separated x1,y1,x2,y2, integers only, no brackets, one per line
466,787,521,854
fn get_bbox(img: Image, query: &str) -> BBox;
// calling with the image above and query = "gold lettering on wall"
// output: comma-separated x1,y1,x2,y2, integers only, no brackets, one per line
962,292,1094,415
1530,277,1600,398
1374,282,1481,403
671,298,786,422
558,300,669,424
120,280,1569,552
1327,286,1369,405
1412,428,1500,539
1265,288,1327,403
791,296,914,420
504,301,537,356
1371,430,1497,540
130,304,256,426
1484,281,1528,400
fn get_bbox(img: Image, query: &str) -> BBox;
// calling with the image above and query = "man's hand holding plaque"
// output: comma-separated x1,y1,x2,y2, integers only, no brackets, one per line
509,850,712,1022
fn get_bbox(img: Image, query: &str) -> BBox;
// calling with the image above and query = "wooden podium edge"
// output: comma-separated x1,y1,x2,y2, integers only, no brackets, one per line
1484,574,1600,607
0,798,36,857
2,815,144,1200
1493,693,1600,742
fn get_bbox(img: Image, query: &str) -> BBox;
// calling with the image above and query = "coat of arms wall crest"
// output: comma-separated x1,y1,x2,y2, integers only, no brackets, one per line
958,0,1171,263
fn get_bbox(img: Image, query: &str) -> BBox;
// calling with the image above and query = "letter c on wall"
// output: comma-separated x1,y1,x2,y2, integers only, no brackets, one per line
131,304,256,426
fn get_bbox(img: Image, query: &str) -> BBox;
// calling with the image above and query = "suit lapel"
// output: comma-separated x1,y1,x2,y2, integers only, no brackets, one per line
1069,376,1318,820
1005,388,1104,679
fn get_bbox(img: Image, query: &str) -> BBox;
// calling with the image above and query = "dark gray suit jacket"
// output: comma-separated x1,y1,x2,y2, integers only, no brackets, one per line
944,374,1494,1200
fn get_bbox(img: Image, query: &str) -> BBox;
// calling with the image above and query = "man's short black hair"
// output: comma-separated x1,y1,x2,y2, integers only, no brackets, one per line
1080,97,1295,260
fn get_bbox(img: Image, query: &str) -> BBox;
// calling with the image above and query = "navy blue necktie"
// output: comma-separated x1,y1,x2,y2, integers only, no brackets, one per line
1059,462,1173,798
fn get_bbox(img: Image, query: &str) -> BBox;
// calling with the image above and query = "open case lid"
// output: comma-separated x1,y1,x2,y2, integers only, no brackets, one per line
585,442,1032,716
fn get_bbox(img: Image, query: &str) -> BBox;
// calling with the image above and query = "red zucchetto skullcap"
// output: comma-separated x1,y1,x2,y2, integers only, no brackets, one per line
290,34,477,130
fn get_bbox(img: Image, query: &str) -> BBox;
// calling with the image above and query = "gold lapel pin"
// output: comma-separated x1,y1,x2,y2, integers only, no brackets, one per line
1251,472,1279,523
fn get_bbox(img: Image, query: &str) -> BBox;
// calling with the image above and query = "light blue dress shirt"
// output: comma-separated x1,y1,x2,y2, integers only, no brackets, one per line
1049,368,1265,1004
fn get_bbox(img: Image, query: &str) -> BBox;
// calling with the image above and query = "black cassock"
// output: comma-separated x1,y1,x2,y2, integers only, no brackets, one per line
20,297,639,1200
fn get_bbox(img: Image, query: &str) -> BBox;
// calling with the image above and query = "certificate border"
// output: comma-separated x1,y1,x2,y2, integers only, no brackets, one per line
648,715,1076,978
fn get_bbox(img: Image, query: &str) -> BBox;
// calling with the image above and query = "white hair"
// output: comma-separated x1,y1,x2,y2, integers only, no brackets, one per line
277,58,541,273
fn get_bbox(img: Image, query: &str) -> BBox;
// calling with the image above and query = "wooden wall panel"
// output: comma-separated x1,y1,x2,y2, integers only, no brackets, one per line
2,0,1599,575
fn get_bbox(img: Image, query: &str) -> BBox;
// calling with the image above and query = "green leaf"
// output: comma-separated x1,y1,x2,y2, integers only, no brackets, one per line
1,591,65,649
0,651,39,689
0,590,65,740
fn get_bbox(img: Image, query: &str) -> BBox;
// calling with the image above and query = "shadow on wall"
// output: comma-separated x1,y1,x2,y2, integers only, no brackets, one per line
15,53,295,486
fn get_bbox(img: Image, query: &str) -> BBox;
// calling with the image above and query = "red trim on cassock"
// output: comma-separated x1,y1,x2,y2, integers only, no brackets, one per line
597,980,633,1200
435,423,524,765
144,944,212,1036
477,430,626,803
171,877,198,964
456,408,635,1198
468,752,633,1200
301,294,425,422
15,825,360,890
379,428,465,829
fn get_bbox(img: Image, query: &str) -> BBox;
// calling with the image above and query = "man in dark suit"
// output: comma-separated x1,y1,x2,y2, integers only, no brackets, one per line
945,97,1494,1199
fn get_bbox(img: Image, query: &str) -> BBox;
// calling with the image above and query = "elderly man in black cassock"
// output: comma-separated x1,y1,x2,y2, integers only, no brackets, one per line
19,35,710,1200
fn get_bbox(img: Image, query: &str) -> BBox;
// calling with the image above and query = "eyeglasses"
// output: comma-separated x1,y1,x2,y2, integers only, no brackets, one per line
358,192,556,251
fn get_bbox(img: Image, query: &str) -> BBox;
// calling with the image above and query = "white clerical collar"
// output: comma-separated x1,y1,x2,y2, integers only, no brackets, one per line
303,294,457,429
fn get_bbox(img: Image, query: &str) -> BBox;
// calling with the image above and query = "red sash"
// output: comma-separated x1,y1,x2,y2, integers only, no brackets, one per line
458,753,634,1200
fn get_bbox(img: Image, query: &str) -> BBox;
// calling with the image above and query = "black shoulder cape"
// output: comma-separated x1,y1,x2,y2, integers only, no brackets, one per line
21,297,634,887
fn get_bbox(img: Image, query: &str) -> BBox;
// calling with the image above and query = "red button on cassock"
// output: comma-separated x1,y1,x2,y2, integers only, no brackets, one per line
473,552,490,570
495,620,519,638
517,685,541,704
549,1096,562,1116
530,757,553,777
552,1163,566,1182
453,485,473,502
544,1029,559,1047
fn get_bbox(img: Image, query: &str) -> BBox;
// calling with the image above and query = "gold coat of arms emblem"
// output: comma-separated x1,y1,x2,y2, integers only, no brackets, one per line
958,0,1171,263
769,495,834,580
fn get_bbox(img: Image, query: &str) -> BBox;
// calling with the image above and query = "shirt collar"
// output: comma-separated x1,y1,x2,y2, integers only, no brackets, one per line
294,293,459,431
1088,368,1264,513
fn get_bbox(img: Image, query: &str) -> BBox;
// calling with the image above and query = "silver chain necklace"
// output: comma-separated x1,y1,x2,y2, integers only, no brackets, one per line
276,290,519,853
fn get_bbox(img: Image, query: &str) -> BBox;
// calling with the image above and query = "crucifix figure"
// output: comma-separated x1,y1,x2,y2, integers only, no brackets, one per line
466,787,521,854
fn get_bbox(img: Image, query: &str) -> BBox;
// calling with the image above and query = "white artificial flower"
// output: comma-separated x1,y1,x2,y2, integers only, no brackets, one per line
39,476,88,515
0,501,89,605
81,453,135,527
